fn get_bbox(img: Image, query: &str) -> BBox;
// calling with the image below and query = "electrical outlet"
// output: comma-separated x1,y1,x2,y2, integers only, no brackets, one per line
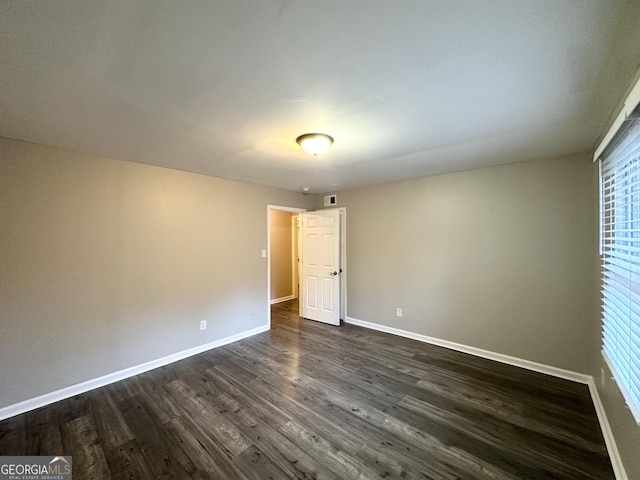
200,320,207,331
396,307,402,317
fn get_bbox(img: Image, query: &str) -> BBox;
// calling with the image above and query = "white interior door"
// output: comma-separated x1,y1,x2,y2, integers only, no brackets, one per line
301,209,340,326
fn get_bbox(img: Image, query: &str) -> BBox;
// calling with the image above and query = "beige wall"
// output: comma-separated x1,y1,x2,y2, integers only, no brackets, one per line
3,135,638,476
269,210,295,301
318,152,640,477
317,154,599,374
0,137,313,408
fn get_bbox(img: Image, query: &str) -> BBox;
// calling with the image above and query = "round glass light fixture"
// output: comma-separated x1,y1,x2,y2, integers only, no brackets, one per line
296,133,334,156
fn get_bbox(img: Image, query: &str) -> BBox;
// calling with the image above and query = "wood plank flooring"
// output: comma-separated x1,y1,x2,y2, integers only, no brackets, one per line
0,300,614,479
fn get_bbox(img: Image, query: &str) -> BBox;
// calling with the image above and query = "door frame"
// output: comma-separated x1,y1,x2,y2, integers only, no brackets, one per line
291,214,301,301
267,205,306,328
337,207,347,321
266,204,347,328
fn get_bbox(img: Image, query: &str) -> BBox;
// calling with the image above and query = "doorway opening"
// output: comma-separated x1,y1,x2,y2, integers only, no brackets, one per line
267,205,305,328
267,205,347,328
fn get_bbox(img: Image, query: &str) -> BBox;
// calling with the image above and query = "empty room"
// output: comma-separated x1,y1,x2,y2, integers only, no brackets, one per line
2,1,640,479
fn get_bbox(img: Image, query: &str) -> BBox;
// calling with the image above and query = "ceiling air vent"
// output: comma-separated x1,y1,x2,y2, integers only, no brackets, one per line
324,194,337,207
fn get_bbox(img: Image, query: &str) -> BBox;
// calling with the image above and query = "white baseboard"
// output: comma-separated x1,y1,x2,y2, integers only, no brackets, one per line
0,316,628,480
345,316,626,480
270,295,296,305
588,379,628,480
0,324,270,422
344,317,589,383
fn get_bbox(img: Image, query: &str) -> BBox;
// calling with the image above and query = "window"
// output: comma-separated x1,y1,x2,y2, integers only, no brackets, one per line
600,112,640,425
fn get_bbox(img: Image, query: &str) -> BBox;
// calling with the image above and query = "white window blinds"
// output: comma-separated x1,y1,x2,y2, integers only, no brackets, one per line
600,115,640,424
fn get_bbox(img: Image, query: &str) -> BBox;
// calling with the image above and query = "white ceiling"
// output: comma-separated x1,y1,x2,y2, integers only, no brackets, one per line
2,1,640,193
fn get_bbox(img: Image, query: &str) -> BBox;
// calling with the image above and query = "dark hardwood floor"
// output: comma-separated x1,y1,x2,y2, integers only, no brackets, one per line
0,300,613,479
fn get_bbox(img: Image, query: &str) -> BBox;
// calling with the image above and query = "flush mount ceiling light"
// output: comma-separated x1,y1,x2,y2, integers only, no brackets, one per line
296,133,334,156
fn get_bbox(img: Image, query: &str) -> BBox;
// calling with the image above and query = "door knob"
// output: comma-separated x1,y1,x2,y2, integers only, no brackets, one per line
329,271,338,276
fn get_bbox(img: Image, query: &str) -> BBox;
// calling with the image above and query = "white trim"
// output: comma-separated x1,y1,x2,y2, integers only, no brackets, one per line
594,109,628,161
291,214,299,300
338,207,347,320
267,205,308,213
599,159,603,255
345,315,629,479
0,314,628,479
626,77,640,121
344,316,589,383
588,378,629,480
0,324,269,421
602,350,640,425
270,295,295,305
594,74,640,161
